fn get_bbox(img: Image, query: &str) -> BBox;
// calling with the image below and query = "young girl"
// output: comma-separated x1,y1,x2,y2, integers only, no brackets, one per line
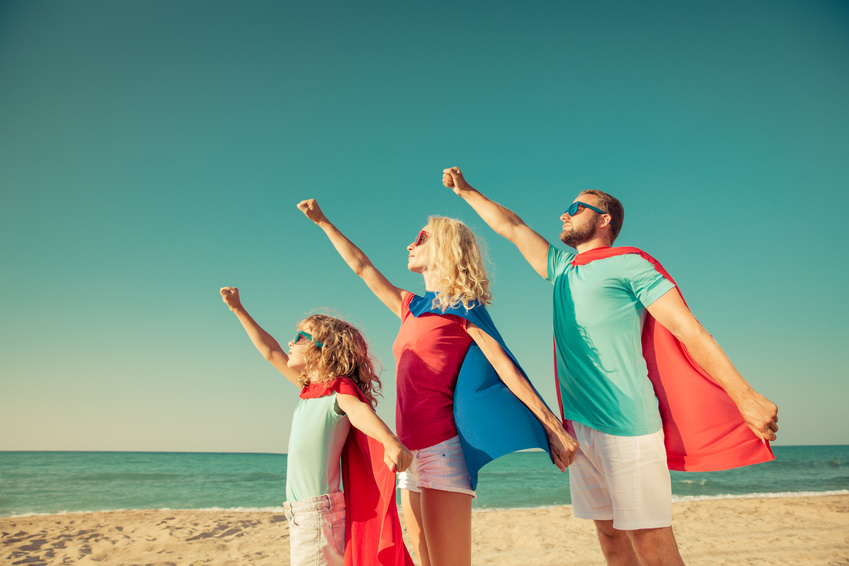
219,287,414,566
297,200,579,566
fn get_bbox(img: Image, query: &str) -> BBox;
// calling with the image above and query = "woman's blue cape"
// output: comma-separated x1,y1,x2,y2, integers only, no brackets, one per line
409,292,551,489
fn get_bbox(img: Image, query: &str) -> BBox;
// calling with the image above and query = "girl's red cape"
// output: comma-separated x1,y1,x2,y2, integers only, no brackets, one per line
301,379,414,565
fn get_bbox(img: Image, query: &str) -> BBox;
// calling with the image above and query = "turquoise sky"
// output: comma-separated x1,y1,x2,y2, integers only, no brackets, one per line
2,1,847,453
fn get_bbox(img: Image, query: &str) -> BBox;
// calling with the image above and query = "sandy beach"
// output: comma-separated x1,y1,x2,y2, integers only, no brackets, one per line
2,495,846,565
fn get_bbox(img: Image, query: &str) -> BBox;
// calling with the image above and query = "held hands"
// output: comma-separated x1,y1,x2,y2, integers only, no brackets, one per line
442,166,472,195
545,424,580,472
383,439,414,474
297,199,328,225
220,287,243,312
737,390,779,442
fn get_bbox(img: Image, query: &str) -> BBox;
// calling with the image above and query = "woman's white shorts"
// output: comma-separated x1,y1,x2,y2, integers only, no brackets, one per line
397,436,476,497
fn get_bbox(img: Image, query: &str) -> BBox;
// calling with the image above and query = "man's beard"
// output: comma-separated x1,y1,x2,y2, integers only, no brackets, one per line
559,216,598,249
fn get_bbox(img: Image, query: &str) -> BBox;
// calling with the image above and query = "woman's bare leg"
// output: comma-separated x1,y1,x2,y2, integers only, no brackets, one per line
420,488,472,566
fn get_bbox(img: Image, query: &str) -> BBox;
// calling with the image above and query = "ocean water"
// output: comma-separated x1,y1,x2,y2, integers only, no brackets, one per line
1,446,846,517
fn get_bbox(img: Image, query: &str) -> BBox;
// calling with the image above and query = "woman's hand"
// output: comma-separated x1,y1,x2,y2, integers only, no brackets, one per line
442,166,472,195
544,424,579,472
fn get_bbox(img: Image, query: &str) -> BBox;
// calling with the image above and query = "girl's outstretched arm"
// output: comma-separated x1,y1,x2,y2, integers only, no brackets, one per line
336,393,413,473
298,199,407,318
466,321,579,472
220,287,301,387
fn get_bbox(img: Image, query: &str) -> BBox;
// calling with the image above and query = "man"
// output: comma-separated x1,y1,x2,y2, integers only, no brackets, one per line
442,167,778,566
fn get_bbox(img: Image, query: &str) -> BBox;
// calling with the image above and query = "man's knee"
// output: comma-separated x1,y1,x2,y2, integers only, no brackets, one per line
594,520,631,549
594,521,641,565
595,520,621,538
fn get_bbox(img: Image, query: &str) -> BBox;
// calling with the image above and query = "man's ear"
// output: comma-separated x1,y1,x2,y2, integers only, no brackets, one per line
598,214,612,228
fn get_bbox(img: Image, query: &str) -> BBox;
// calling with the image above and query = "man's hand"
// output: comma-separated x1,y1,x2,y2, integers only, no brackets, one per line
383,439,414,474
545,424,580,472
297,199,328,224
220,287,242,312
735,390,779,442
442,166,473,195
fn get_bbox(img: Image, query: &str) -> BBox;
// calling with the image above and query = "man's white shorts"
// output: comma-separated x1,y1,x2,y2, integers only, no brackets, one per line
397,436,476,497
569,422,672,530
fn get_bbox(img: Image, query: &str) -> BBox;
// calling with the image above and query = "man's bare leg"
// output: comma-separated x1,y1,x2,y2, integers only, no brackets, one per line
626,525,684,566
595,520,684,566
595,520,640,566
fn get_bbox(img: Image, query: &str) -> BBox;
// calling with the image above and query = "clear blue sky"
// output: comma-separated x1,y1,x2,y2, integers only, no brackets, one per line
1,0,847,452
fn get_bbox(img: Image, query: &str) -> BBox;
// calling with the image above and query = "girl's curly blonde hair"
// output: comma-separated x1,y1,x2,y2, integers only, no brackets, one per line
297,314,382,409
425,216,492,312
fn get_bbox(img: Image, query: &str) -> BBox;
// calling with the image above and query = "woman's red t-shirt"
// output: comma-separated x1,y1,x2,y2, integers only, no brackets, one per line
392,292,473,450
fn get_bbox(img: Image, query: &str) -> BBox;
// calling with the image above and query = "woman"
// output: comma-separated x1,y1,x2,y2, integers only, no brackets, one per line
298,199,577,566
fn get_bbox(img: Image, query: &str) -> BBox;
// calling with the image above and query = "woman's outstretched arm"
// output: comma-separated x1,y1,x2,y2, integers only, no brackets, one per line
298,199,407,318
220,287,302,387
466,321,579,472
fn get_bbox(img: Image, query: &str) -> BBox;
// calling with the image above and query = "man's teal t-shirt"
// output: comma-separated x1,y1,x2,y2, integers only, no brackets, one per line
285,393,351,502
546,245,675,436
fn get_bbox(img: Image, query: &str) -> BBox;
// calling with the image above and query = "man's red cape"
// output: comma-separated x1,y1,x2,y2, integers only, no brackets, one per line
554,246,774,472
300,378,414,566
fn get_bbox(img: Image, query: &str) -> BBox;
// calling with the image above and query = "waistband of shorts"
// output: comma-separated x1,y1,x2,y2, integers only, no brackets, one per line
284,490,344,513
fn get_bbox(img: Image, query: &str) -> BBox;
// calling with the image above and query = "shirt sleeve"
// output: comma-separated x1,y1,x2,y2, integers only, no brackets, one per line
546,244,575,284
621,254,676,307
400,291,415,321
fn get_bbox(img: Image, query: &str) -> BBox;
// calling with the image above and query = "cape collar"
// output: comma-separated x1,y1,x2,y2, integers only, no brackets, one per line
571,246,643,266
299,379,337,399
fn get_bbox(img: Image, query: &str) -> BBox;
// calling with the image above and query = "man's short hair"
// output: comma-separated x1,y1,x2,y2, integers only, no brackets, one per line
581,189,624,243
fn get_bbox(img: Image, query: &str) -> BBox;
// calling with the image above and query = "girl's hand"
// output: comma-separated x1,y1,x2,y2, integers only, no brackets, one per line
220,287,242,312
383,439,414,473
297,199,328,224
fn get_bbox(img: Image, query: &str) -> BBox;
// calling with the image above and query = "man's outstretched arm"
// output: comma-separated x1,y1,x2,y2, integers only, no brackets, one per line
647,289,779,442
443,167,551,278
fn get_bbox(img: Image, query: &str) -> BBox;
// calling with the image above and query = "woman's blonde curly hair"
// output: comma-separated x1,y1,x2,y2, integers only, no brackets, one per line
297,314,382,409
425,216,492,312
